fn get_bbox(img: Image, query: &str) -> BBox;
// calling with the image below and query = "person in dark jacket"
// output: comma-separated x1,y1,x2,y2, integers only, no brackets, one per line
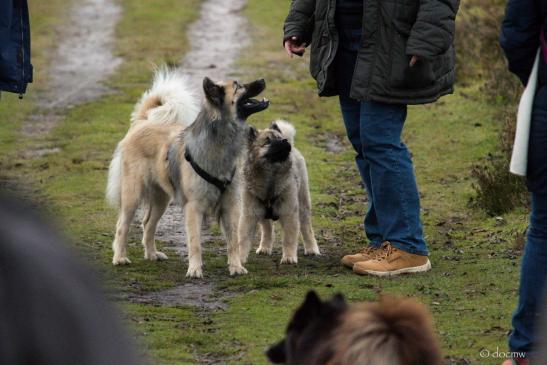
0,0,33,96
283,0,459,276
500,0,547,364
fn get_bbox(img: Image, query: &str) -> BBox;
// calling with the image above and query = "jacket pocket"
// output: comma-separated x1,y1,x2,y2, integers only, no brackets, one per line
389,20,435,90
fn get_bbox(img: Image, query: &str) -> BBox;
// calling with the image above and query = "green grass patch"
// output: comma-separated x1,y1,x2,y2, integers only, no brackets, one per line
1,0,527,364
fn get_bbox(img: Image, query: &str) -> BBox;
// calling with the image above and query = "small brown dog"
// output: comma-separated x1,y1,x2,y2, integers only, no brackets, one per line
238,120,320,265
267,291,443,365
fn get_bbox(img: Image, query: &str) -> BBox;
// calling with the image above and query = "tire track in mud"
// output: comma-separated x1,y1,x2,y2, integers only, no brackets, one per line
129,0,251,309
21,0,121,158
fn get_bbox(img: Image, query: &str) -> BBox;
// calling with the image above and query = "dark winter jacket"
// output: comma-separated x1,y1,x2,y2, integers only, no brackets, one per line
283,0,460,105
0,0,32,95
500,0,547,87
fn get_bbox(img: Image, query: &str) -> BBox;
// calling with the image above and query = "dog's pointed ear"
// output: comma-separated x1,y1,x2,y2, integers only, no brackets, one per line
248,126,258,143
266,339,286,364
322,293,348,318
270,121,281,133
329,293,348,310
203,77,225,108
288,291,323,331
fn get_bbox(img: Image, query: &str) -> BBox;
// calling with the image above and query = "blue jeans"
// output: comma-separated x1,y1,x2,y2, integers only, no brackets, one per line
509,85,547,356
334,26,428,256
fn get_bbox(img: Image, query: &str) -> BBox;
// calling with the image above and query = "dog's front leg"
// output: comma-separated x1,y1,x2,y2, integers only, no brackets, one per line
256,219,274,255
280,213,300,264
184,201,204,278
237,209,259,266
220,199,247,276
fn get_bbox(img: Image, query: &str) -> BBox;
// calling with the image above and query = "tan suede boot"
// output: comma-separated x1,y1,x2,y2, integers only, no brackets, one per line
340,243,386,268
353,242,431,277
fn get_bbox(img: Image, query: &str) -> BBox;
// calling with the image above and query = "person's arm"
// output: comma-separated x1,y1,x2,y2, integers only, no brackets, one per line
406,0,460,59
283,0,316,51
500,0,542,85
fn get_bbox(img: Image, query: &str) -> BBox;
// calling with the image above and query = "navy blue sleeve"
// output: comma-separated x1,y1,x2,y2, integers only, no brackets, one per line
500,0,542,85
0,0,13,43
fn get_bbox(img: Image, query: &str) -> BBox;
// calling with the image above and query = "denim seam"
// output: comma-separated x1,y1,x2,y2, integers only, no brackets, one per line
387,107,412,240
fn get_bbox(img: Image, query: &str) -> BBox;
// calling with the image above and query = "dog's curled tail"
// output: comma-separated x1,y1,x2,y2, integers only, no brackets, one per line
272,120,296,145
106,146,122,208
131,66,199,127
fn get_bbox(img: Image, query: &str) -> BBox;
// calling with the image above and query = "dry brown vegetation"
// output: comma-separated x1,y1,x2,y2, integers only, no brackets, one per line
456,0,528,215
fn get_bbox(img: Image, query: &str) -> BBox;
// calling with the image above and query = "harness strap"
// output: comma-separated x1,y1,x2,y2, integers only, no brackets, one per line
258,196,280,221
184,148,235,193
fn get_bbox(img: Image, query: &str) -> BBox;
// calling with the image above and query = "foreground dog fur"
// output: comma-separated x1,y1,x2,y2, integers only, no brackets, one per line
267,291,443,365
106,67,269,278
238,121,320,265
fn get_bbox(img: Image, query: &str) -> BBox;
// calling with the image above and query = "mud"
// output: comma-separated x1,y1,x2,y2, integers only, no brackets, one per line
181,0,249,88
128,283,229,310
325,134,345,153
40,0,122,109
130,207,218,257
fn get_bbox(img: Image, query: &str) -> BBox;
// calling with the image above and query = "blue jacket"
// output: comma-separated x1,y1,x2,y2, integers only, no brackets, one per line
0,0,32,95
500,0,547,86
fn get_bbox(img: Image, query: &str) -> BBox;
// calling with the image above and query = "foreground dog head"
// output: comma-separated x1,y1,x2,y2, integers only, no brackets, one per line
203,77,269,121
248,121,293,164
267,291,443,365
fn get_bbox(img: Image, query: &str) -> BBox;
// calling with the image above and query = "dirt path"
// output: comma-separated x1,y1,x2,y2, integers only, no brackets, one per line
21,0,121,156
127,0,252,310
141,0,250,255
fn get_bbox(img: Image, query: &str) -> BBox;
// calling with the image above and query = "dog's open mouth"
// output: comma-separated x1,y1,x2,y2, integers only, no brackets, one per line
237,79,270,119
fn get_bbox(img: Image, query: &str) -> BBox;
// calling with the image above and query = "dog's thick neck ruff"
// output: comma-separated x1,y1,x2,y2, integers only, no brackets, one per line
184,148,235,193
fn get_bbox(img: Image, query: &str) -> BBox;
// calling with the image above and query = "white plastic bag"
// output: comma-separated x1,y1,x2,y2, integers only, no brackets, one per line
510,49,540,177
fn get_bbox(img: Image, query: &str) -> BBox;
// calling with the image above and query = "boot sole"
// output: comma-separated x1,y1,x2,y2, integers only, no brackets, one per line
356,259,432,277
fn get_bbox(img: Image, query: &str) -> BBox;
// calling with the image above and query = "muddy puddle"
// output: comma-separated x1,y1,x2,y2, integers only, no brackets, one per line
128,283,229,310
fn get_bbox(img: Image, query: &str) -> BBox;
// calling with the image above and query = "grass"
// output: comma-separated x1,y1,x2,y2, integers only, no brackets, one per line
0,0,529,364
0,0,69,159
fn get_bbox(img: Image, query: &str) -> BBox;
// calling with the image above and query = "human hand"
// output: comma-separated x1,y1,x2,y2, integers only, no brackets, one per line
409,55,419,67
284,36,307,57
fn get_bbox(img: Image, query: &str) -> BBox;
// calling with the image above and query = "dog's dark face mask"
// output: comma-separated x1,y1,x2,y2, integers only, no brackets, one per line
264,138,291,162
266,291,348,365
248,127,292,164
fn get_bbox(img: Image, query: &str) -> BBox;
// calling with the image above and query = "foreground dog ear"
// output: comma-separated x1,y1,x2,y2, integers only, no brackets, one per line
288,291,323,332
328,293,348,310
248,126,258,143
203,77,225,108
266,339,286,364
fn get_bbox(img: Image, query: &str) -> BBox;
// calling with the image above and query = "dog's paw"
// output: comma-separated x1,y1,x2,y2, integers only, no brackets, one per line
145,251,168,261
280,256,298,264
112,256,132,266
256,246,272,255
229,265,248,276
186,266,203,278
304,247,321,256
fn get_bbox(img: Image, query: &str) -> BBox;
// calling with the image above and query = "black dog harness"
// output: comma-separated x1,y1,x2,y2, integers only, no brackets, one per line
184,148,235,194
257,196,280,221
